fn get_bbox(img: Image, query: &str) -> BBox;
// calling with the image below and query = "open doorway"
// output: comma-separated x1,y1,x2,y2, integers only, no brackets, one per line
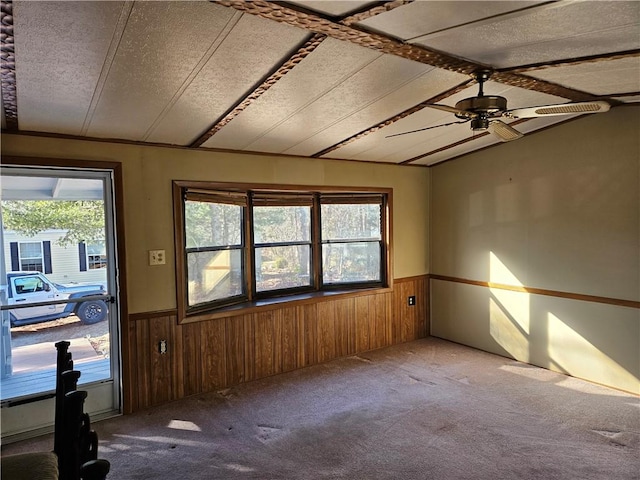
0,166,122,441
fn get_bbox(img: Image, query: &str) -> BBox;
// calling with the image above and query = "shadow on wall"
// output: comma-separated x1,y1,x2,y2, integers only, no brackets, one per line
488,251,639,394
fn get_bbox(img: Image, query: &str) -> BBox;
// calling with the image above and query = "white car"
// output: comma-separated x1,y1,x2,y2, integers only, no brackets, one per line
3,271,108,326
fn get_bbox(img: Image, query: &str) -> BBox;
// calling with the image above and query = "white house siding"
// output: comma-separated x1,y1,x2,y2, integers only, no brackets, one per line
3,230,107,285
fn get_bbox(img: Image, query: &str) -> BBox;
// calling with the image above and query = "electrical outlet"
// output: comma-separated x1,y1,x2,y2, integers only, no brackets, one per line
408,295,416,306
149,249,166,265
159,340,167,354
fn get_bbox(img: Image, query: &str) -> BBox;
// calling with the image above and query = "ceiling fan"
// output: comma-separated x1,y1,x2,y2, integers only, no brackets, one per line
387,70,610,142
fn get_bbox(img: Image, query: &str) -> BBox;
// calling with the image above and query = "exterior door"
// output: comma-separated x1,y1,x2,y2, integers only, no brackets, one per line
0,166,121,442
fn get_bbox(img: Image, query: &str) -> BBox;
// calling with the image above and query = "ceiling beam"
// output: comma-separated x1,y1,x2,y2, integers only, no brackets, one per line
214,0,478,75
1,0,17,130
190,33,326,148
207,0,604,159
214,0,601,104
341,0,413,26
490,71,597,102
312,80,473,158
191,1,413,146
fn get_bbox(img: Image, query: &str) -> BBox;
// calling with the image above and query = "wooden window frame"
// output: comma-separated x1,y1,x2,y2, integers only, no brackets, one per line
183,192,248,313
173,181,393,324
252,196,315,299
319,194,386,288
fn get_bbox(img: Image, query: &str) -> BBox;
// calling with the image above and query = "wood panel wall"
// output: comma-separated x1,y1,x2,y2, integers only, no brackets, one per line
124,276,428,413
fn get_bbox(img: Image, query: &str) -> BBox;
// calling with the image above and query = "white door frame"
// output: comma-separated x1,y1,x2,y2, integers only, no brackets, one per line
0,164,123,442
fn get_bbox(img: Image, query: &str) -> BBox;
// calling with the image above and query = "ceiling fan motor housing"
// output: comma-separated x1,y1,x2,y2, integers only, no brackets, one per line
455,95,508,131
455,95,508,115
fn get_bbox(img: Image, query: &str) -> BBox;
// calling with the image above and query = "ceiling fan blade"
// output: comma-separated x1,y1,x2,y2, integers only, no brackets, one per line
426,103,477,118
488,120,524,142
386,119,470,138
504,100,610,119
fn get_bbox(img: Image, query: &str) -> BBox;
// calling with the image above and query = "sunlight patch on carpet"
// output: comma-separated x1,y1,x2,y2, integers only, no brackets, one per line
112,434,209,447
225,463,255,473
167,419,202,432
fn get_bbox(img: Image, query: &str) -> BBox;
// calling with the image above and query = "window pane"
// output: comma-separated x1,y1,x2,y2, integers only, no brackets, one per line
255,245,311,292
87,241,105,255
88,255,107,269
187,250,243,306
321,204,381,241
254,206,311,244
19,242,42,258
322,242,381,284
14,277,45,293
185,201,242,248
87,241,107,269
19,260,43,272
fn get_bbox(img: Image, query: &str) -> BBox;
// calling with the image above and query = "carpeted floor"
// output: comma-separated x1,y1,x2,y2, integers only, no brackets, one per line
2,337,639,479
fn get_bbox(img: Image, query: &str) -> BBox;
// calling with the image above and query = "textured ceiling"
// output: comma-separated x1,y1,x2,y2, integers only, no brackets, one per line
1,0,638,166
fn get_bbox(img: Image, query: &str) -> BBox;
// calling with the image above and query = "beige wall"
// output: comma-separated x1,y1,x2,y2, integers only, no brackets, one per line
430,106,640,393
1,135,431,313
3,107,638,394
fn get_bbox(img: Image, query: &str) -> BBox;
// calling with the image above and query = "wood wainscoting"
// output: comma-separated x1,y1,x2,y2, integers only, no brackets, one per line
123,276,428,413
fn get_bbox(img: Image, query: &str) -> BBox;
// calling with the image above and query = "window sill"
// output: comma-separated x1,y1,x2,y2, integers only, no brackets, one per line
180,285,392,324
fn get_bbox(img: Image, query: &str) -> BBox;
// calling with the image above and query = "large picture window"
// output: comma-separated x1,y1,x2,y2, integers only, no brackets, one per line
174,182,391,321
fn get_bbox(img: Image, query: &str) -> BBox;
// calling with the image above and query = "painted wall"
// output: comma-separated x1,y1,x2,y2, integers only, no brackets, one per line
430,106,640,393
1,135,431,314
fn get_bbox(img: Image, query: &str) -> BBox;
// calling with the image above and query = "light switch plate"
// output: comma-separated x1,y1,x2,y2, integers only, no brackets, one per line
149,249,166,265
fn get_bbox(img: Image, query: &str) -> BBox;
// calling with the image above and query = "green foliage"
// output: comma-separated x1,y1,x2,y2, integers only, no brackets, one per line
184,201,242,248
1,200,105,246
321,204,381,240
253,206,310,243
254,206,310,278
184,199,381,290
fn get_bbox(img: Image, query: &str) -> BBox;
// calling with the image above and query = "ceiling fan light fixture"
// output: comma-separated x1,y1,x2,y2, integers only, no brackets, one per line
471,116,489,131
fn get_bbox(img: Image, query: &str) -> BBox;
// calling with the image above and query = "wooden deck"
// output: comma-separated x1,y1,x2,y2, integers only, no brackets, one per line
0,358,111,401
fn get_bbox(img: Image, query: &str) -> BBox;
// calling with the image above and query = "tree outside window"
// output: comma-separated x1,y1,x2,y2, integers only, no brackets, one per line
254,203,312,293
321,202,382,284
184,198,245,310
